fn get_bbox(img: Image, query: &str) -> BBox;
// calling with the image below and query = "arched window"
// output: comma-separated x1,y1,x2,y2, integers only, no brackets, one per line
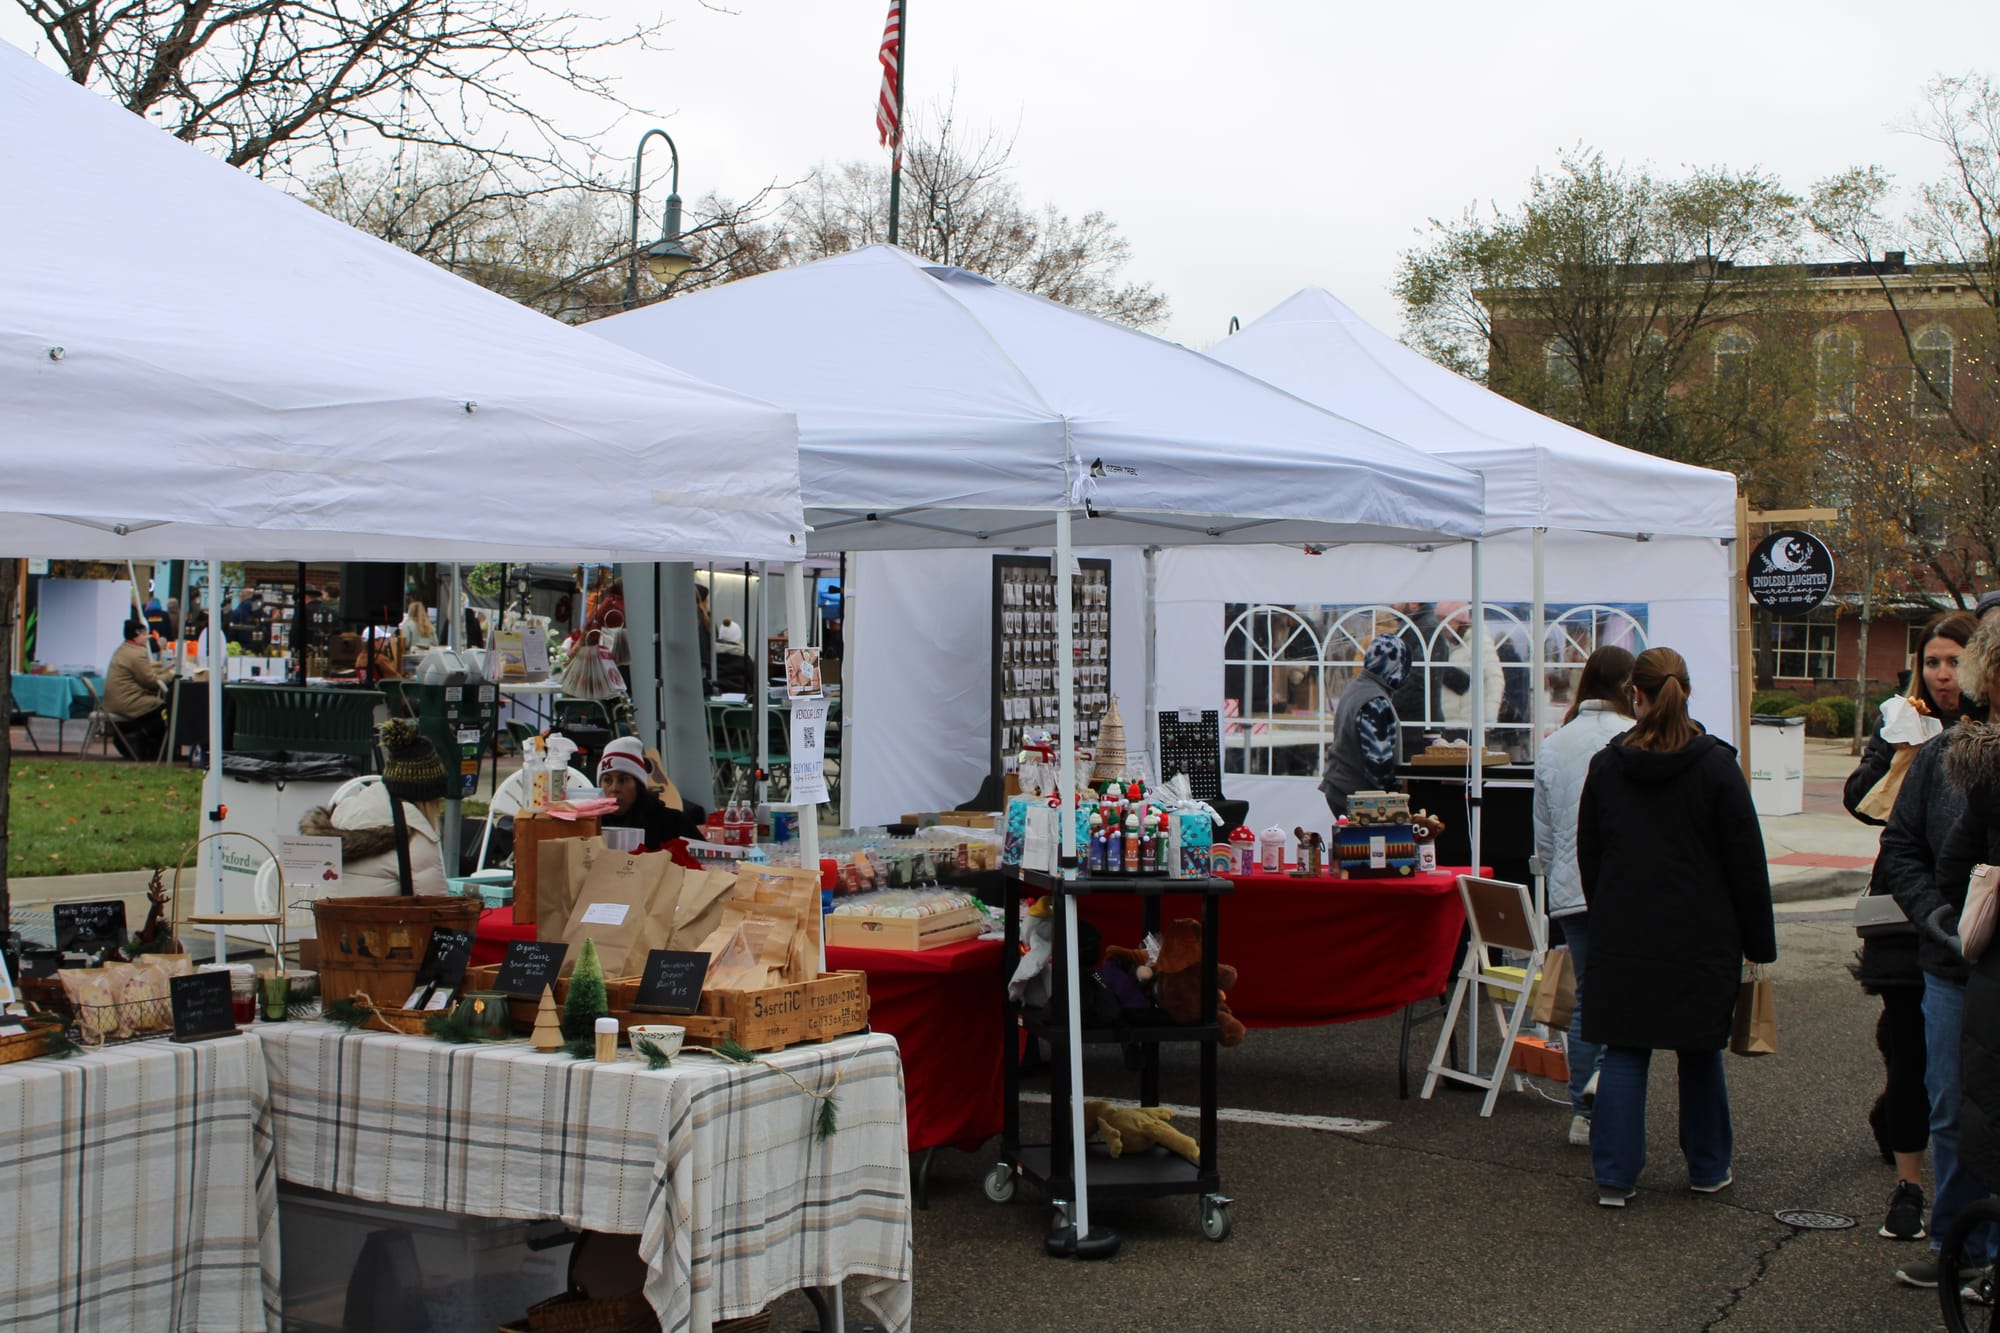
1912,326,1954,416
1814,328,1860,420
1713,330,1754,384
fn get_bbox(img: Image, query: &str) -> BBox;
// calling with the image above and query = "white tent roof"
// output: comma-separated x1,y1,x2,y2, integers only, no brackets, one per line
0,41,803,564
1210,287,1737,540
590,246,1485,552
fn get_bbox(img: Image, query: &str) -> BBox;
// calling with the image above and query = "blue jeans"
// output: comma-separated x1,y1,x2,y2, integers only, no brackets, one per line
1560,913,1602,1116
1591,1046,1732,1192
1922,973,1995,1259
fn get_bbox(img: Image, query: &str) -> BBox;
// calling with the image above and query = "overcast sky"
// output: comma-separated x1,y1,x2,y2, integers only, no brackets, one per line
10,1,1997,350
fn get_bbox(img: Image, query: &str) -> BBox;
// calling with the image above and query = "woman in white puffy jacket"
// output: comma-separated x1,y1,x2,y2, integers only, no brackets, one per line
1533,645,1635,1147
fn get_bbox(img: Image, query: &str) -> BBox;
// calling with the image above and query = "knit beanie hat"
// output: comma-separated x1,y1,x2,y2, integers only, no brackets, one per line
379,719,449,803
598,735,651,786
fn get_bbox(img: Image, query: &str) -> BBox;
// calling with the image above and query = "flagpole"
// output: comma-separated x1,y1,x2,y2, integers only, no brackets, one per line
886,0,905,245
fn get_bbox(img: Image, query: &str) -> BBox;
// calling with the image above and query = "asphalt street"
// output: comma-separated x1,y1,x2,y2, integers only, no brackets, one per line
776,897,1959,1333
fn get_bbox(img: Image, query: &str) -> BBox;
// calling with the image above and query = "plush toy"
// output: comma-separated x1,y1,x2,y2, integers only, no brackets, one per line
1008,897,1056,1007
1083,1098,1200,1164
1410,809,1447,844
1113,918,1247,1047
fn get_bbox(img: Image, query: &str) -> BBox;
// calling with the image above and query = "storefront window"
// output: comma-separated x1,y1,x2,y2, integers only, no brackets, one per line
1769,620,1837,680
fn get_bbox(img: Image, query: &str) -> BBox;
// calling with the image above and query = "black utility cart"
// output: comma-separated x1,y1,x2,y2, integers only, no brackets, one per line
988,866,1235,1253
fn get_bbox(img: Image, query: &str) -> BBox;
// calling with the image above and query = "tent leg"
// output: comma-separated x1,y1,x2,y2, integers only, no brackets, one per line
1468,540,1485,876
1530,527,1545,920
781,563,823,968
1143,546,1159,779
206,566,226,964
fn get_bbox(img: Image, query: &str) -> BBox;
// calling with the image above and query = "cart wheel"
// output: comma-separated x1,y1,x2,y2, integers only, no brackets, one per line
1200,1194,1233,1241
983,1163,1018,1204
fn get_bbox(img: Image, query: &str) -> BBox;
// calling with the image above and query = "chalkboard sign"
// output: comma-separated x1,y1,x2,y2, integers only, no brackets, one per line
632,950,710,1014
416,929,474,990
170,971,238,1043
55,900,127,955
493,940,568,999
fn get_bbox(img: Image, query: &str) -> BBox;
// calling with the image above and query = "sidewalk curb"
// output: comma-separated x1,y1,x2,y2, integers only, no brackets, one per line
1770,867,1870,904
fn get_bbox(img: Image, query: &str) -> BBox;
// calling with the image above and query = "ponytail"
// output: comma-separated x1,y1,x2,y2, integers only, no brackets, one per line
1562,644,1636,726
1624,646,1699,752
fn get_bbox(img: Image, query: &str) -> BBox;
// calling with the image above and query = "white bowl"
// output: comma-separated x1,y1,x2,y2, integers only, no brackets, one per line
627,1024,685,1059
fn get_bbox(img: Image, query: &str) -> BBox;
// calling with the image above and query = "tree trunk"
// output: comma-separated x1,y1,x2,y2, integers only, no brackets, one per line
0,556,16,932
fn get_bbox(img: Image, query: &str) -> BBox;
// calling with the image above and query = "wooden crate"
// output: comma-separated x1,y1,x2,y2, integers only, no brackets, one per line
678,970,870,1053
825,904,984,952
0,1019,67,1067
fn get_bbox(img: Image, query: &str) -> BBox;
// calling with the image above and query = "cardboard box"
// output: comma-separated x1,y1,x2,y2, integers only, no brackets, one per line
825,904,985,951
679,969,870,1052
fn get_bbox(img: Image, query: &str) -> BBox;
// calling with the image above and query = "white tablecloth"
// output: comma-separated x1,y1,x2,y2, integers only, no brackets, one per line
255,1025,913,1332
0,1034,281,1332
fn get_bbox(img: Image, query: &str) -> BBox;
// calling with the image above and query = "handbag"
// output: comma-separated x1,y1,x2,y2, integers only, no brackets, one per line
1729,963,1776,1057
1961,864,2000,962
1853,891,1915,940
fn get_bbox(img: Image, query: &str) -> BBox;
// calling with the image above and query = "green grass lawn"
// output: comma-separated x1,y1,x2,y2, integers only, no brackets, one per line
7,759,204,876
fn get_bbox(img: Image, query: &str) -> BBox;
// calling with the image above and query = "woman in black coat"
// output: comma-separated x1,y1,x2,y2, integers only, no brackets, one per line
1577,646,1776,1207
1847,609,1980,1242
1948,618,2000,1208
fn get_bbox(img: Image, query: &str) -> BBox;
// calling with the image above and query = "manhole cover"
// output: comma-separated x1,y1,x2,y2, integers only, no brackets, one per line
1774,1209,1856,1230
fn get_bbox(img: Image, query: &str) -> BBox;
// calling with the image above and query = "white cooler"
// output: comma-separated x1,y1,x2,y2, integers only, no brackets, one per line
1748,714,1806,817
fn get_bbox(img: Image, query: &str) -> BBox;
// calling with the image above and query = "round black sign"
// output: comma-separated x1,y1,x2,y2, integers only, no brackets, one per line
1747,530,1835,614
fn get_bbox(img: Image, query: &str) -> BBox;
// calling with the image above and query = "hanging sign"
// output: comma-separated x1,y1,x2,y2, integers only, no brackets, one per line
789,699,830,806
1747,531,1835,614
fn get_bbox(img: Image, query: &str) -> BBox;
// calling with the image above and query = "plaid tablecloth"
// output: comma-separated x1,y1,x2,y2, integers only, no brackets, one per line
255,1025,913,1332
0,1034,281,1332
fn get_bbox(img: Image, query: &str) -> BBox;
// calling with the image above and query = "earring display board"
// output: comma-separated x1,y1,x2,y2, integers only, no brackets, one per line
1158,709,1223,803
990,555,1112,778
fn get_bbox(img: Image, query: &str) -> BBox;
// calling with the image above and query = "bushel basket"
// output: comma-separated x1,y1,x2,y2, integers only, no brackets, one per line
312,895,480,1008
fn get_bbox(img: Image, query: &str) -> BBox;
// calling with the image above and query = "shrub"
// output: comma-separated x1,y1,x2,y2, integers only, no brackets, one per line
1820,696,1858,738
1752,689,1807,715
1803,700,1841,736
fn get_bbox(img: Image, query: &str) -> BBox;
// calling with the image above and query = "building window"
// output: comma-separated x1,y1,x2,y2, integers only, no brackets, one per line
1543,337,1580,407
1814,328,1860,420
1913,326,1954,416
1770,619,1837,680
1714,330,1754,385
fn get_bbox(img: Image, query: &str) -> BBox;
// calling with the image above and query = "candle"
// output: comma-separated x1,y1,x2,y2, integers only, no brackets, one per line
594,1016,619,1063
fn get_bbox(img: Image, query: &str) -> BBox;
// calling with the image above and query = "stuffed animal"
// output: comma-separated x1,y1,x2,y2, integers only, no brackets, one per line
1131,918,1247,1047
1008,897,1056,1007
1083,1098,1200,1164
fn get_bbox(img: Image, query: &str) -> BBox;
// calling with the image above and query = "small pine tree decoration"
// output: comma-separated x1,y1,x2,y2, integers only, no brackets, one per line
561,938,609,1041
530,985,564,1052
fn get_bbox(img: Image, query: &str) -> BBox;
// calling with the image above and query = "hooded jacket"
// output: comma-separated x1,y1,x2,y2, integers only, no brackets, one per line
1319,639,1408,814
299,783,446,897
1532,701,1632,919
1949,720,2000,1190
1881,729,1973,984
1576,732,1776,1051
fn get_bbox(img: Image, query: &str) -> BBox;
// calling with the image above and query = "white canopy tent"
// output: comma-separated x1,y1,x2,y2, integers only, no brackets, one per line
0,42,804,980
592,243,1488,1253
1201,288,1742,847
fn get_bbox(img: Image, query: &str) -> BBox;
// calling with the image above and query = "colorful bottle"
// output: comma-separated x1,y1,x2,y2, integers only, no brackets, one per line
1106,819,1123,873
1123,811,1141,875
1087,814,1107,874
1139,813,1157,874
1154,812,1171,877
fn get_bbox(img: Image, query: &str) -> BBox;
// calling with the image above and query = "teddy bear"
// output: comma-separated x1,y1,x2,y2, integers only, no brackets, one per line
1104,917,1247,1047
1083,1098,1200,1164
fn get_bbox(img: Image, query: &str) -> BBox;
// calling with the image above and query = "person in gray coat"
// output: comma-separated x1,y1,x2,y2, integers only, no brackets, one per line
1532,645,1634,1147
1319,634,1408,817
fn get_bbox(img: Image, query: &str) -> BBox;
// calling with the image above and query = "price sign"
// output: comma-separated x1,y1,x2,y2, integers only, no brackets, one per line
493,940,568,998
632,950,710,1015
55,900,127,954
170,971,238,1043
415,928,474,991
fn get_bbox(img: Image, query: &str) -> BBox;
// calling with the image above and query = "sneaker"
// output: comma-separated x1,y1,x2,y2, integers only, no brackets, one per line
1896,1254,1981,1289
1690,1171,1734,1194
1597,1185,1636,1208
1568,1115,1592,1147
1880,1181,1927,1241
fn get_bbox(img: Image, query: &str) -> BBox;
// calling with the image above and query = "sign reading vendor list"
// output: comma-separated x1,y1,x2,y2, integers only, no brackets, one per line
494,940,568,998
789,698,829,805
634,950,710,1014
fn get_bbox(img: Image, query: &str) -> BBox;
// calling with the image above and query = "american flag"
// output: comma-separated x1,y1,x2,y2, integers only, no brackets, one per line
875,1,903,169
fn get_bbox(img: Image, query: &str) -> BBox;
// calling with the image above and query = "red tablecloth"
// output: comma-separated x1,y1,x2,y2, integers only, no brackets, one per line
827,936,1007,1154
477,908,1004,1154
1073,867,1475,1028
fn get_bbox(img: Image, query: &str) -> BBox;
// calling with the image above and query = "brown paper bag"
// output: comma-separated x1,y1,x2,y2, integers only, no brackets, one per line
1730,965,1777,1057
735,863,822,982
558,849,685,978
535,837,606,940
668,866,738,951
1857,745,1918,822
1530,946,1576,1029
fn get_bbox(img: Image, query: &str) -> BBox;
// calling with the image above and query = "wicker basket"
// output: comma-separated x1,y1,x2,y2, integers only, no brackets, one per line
0,1019,68,1067
311,896,480,1008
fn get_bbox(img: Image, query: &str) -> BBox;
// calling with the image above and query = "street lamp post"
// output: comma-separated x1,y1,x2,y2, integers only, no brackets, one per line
624,128,694,310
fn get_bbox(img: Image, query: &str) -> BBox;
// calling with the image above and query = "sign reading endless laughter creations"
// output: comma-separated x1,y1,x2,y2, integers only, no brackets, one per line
1747,530,1835,615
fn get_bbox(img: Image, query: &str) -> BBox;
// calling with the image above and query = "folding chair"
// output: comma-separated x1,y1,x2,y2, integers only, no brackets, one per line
1420,874,1547,1117
78,675,162,760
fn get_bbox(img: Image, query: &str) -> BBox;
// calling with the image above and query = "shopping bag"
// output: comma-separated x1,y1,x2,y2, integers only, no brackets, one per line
1729,964,1777,1057
1530,945,1576,1029
1857,745,1920,822
1961,864,2000,961
558,847,685,979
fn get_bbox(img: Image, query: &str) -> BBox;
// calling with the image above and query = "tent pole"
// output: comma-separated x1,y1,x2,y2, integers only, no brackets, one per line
1529,527,1545,920
1469,539,1485,879
837,557,857,833
754,563,769,810
1143,546,1159,780
206,565,226,964
782,563,822,966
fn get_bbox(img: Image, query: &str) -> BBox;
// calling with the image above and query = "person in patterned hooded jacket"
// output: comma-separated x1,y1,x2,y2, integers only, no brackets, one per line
1319,634,1409,817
